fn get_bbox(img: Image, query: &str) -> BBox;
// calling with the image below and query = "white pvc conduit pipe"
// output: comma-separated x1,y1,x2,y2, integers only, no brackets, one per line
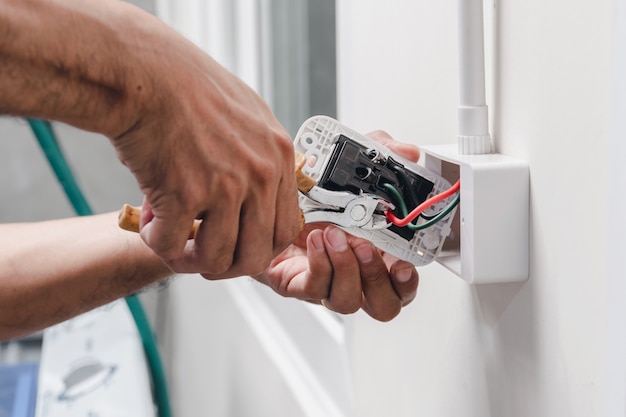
457,0,492,154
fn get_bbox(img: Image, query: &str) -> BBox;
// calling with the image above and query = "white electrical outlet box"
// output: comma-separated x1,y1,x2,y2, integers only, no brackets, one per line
422,144,529,283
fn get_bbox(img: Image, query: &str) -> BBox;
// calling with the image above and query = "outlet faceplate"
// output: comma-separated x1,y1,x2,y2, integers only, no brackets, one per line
422,145,529,284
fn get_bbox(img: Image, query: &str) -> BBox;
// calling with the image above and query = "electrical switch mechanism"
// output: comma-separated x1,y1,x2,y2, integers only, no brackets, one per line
296,116,459,266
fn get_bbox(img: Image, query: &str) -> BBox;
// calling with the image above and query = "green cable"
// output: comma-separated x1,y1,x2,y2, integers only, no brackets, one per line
382,182,459,231
28,119,93,216
125,293,172,417
27,119,173,417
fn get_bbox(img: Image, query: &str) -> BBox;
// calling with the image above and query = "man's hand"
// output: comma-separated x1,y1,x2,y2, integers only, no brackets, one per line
108,7,301,276
252,131,421,321
256,225,419,321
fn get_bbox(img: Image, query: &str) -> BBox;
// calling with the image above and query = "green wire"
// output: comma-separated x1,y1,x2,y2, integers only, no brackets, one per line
382,182,459,231
410,194,459,230
27,119,173,417
381,183,409,218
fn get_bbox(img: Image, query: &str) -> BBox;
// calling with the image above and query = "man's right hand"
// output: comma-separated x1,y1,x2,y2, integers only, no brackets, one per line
108,4,302,276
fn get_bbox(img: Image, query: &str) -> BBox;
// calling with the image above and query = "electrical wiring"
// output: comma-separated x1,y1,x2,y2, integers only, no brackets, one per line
382,182,459,230
28,119,173,417
384,179,461,228
391,166,422,209
410,194,459,230
381,183,409,218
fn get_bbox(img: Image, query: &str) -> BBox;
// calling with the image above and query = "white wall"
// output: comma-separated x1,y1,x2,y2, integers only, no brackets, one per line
606,0,626,414
338,1,618,416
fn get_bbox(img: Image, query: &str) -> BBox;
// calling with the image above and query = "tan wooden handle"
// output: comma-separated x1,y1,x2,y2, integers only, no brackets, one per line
118,152,313,235
118,203,201,238
294,152,316,193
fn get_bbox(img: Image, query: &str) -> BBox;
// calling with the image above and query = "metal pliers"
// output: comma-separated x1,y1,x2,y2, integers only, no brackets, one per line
295,153,390,230
300,187,390,230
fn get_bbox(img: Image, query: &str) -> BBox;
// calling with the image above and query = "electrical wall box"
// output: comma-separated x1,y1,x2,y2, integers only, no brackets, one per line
421,145,529,284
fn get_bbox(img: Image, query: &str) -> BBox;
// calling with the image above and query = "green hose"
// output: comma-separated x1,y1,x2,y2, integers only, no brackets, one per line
28,119,92,216
27,119,173,417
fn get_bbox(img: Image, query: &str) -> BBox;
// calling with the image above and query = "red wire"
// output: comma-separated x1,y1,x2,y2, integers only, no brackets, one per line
385,179,460,227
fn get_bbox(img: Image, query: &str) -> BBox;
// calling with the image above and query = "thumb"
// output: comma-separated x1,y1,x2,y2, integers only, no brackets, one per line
365,130,421,163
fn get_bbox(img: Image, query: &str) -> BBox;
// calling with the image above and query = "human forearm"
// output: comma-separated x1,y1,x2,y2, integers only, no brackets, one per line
0,212,172,341
0,0,165,137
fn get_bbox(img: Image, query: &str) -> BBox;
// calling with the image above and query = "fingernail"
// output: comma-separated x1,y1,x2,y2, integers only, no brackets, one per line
354,244,374,264
396,267,414,283
311,231,325,251
326,227,348,251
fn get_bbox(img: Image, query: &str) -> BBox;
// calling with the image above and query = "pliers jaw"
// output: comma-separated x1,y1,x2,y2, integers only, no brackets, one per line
300,186,390,230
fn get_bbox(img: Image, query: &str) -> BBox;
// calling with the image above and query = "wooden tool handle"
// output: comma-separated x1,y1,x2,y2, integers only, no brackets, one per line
118,152,313,235
294,152,316,193
118,203,141,233
118,203,201,238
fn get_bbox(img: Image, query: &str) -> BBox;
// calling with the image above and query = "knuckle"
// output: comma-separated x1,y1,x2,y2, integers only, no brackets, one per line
375,304,402,322
275,130,294,154
201,241,236,274
255,160,278,186
334,299,362,315
208,253,234,275
362,268,390,287
246,253,273,277
141,232,183,261
240,153,277,190
273,222,300,253
218,174,244,196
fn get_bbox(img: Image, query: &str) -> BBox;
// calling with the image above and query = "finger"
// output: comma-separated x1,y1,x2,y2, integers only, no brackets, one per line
202,157,300,280
227,196,275,277
210,133,298,278
389,260,419,307
272,141,302,255
252,248,311,298
298,229,333,300
322,227,362,314
177,200,240,274
139,198,196,265
351,238,402,322
249,229,331,299
365,130,421,162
